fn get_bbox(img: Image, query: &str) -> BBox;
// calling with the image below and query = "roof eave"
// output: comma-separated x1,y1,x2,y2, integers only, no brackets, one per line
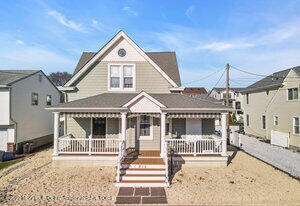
240,83,282,93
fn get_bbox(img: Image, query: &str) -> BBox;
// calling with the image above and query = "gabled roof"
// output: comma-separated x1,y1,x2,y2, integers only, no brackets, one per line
65,31,180,87
241,66,300,93
47,92,228,111
72,51,181,86
183,87,207,94
0,70,39,86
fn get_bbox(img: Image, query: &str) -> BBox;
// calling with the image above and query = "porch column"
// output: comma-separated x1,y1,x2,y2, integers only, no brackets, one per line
160,112,166,157
221,112,227,156
53,112,60,156
121,112,127,149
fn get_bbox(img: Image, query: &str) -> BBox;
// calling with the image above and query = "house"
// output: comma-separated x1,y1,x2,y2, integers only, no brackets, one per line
183,87,207,95
241,66,300,149
209,87,244,123
0,70,60,153
46,31,230,187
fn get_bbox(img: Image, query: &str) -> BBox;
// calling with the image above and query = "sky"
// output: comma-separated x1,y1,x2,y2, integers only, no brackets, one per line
0,0,300,89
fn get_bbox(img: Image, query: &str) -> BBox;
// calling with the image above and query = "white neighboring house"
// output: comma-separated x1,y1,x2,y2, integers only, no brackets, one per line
0,70,60,153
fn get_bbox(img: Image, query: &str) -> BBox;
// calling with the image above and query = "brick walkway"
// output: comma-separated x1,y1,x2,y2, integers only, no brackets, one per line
115,187,167,204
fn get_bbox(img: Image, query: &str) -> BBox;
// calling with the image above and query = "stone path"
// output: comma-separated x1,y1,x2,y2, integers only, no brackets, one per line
115,187,167,204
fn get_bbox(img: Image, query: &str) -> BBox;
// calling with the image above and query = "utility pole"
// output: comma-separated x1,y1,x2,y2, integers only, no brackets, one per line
226,64,230,143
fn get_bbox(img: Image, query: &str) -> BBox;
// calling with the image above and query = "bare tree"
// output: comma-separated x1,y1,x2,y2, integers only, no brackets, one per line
48,72,72,86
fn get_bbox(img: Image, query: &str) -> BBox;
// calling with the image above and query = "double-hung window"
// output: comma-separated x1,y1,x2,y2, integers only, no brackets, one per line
288,88,298,100
293,117,299,135
32,93,38,106
109,64,135,90
274,116,279,126
46,95,52,106
139,115,153,140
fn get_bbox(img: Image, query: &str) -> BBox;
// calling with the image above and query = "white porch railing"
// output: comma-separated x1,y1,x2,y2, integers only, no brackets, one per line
57,135,121,155
165,138,224,156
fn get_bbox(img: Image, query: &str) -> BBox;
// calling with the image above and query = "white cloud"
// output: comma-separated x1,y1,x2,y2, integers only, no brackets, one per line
185,5,195,19
16,40,24,45
92,19,98,27
197,42,254,51
122,6,138,16
47,10,86,33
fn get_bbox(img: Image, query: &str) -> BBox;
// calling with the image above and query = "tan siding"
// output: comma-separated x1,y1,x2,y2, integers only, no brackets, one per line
171,118,186,139
202,118,215,138
106,118,119,139
68,61,171,101
67,117,91,138
138,117,160,150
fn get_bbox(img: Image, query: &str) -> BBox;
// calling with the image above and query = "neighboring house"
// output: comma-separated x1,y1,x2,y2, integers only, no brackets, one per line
241,66,300,149
47,31,230,187
209,87,244,123
0,70,60,153
183,87,207,95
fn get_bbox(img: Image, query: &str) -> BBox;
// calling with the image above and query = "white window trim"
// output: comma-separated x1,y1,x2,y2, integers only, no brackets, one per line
293,117,300,135
273,115,279,126
108,63,136,92
287,88,299,101
137,116,153,140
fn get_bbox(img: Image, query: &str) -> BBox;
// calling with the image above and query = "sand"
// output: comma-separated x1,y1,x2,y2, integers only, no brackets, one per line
0,147,299,205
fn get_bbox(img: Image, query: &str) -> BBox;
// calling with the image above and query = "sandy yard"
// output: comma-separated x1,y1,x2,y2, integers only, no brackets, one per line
0,147,299,205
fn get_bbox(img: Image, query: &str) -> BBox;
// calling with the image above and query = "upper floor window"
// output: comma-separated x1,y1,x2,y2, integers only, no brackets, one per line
293,117,299,135
235,101,241,110
108,64,135,91
246,93,249,104
222,93,232,99
262,115,266,129
32,93,38,105
288,88,298,100
46,95,52,106
274,116,279,126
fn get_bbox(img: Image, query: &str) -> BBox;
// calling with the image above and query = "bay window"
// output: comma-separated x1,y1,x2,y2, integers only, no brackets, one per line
108,64,135,90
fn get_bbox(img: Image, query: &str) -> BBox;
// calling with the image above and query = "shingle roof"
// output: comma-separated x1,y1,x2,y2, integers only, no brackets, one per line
211,87,244,93
183,87,207,94
241,66,300,93
72,51,181,86
0,70,39,85
50,93,227,110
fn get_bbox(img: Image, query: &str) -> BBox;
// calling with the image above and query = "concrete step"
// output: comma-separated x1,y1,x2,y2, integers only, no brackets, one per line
121,164,165,169
120,168,165,175
120,174,166,181
115,180,168,187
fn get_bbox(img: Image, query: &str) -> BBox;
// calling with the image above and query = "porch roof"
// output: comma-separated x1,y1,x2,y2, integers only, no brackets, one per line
47,92,229,112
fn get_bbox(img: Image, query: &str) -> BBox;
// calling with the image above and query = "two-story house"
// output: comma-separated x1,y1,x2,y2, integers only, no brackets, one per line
241,66,300,149
0,70,60,153
47,31,230,187
209,87,244,124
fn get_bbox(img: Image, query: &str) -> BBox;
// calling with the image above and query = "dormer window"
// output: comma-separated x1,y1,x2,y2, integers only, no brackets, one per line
108,64,135,91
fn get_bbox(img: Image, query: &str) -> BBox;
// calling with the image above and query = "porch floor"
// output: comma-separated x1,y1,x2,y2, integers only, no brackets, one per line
126,150,160,157
122,157,164,165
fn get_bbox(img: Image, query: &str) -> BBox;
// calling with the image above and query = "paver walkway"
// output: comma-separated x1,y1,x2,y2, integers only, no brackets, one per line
115,187,167,204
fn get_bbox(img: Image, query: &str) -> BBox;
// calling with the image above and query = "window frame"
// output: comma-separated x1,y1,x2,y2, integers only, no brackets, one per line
293,117,300,135
287,88,299,101
246,93,249,104
273,116,279,126
108,63,136,91
246,114,249,126
262,115,266,129
137,115,153,140
46,94,52,106
31,93,38,106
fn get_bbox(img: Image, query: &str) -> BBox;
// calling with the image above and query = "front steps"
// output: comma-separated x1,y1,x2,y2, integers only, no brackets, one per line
115,156,169,187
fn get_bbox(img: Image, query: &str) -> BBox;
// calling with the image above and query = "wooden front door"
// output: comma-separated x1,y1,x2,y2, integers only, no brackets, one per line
93,118,106,138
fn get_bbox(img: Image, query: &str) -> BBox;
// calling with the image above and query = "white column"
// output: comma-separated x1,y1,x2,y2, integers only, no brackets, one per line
121,112,127,151
160,112,166,157
53,112,60,156
221,112,227,156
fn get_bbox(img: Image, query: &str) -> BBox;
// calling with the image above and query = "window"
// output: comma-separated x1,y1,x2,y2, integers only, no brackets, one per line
123,65,133,88
165,123,169,136
110,65,121,88
46,95,52,106
262,115,266,129
139,115,153,140
32,93,38,105
274,116,279,126
235,101,241,109
222,93,232,99
246,114,249,126
293,117,299,135
246,93,249,104
288,88,298,100
108,64,135,90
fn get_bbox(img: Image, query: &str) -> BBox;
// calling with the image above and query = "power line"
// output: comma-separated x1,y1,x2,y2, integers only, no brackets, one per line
182,68,224,86
211,68,226,89
230,65,268,77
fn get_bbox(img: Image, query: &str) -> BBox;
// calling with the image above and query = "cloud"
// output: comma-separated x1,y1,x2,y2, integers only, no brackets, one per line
197,42,254,51
92,19,98,27
185,5,195,19
122,6,138,16
47,10,86,32
16,40,24,45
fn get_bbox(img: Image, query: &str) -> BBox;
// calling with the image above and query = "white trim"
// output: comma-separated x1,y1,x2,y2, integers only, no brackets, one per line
273,115,279,126
65,31,178,87
162,108,231,112
137,115,153,140
107,63,136,92
122,91,166,108
169,86,185,92
58,86,76,91
46,107,128,111
286,87,299,101
293,117,300,135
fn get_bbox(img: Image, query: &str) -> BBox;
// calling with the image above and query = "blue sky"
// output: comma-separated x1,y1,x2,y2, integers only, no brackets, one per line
1,0,300,89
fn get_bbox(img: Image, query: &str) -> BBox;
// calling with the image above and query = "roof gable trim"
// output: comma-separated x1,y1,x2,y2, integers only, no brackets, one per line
122,91,166,108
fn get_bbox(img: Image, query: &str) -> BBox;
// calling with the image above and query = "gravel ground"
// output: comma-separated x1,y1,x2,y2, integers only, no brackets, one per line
0,147,299,205
237,133,300,178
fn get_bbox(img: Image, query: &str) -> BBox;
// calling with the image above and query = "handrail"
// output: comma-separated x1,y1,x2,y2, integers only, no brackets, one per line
163,141,169,186
116,139,126,183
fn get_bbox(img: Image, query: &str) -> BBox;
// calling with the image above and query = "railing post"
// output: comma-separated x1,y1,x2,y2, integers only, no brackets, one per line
160,112,166,157
53,112,60,156
88,135,92,155
121,112,127,156
221,112,227,156
193,139,197,156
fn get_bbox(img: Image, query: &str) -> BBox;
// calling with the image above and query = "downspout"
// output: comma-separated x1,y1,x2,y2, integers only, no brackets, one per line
8,86,18,152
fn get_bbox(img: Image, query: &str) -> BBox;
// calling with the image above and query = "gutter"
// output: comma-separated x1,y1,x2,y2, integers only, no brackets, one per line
45,107,128,112
240,83,282,94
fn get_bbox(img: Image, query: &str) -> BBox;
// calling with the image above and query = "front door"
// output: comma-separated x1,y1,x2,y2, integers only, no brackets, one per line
93,118,106,138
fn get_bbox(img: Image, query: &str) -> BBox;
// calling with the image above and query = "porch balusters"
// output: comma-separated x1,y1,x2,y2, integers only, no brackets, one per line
88,134,92,155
